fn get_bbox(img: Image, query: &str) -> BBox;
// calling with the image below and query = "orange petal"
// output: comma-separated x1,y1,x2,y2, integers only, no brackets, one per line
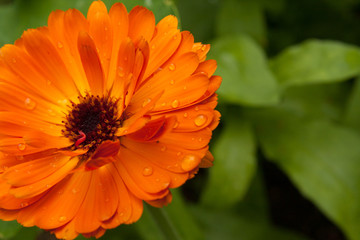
20,171,91,229
194,59,217,77
3,153,72,187
85,140,120,170
22,29,79,98
160,105,215,132
9,157,78,199
160,127,212,150
107,3,129,91
87,1,113,81
198,150,214,168
127,116,175,142
143,16,181,79
77,31,105,95
128,6,155,44
118,137,207,174
146,192,172,208
73,172,100,233
0,44,68,104
47,9,90,94
128,52,200,113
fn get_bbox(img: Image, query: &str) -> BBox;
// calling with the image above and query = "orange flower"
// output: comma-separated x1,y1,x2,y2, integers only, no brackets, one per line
0,0,221,239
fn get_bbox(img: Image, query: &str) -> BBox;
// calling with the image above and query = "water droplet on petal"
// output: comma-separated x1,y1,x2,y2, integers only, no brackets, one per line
48,109,56,116
161,145,167,152
151,45,155,50
168,63,176,71
58,216,67,222
20,202,29,208
45,184,51,188
72,188,78,194
142,167,153,176
57,41,63,49
194,114,207,127
181,154,198,171
173,121,179,129
198,137,203,142
171,99,179,108
183,112,188,118
118,67,125,77
142,98,151,107
176,152,182,157
18,143,26,151
195,106,199,111
24,98,36,110
170,79,175,85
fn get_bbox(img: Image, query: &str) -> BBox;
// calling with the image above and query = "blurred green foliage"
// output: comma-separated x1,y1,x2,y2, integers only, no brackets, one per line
1,0,360,239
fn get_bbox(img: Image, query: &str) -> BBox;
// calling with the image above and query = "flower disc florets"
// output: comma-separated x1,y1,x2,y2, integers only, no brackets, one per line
62,94,121,156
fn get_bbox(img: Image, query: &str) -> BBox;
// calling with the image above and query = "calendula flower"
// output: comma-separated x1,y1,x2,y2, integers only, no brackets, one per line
0,0,221,239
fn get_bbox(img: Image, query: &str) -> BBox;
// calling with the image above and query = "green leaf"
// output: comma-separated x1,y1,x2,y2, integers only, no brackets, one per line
344,77,360,132
191,206,308,240
216,0,266,44
279,82,350,121
201,111,257,207
254,109,360,240
210,35,280,106
270,39,360,87
164,190,203,240
10,227,40,240
0,221,22,239
175,0,219,41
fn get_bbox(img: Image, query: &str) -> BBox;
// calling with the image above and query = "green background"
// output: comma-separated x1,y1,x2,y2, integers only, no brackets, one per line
1,0,360,239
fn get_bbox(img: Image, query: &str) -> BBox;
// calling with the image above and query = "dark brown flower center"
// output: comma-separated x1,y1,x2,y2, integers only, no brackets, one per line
62,94,121,155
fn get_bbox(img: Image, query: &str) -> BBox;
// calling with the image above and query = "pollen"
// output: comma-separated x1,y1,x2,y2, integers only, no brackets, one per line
62,94,121,157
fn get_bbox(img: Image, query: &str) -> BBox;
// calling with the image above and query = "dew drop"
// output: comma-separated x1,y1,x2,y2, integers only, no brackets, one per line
48,109,56,116
45,184,51,188
183,86,187,90
170,79,175,85
181,154,198,171
168,63,176,71
57,41,63,49
142,167,153,176
18,143,26,151
183,112,188,118
72,188,79,194
118,67,125,77
173,121,179,129
161,145,167,152
195,106,199,111
20,202,29,208
171,99,179,108
198,137,203,142
24,98,36,110
176,152,182,157
194,114,207,127
58,216,67,222
151,45,155,49
142,98,151,107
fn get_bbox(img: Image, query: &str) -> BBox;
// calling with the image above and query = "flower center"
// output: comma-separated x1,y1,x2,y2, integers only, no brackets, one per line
62,94,121,155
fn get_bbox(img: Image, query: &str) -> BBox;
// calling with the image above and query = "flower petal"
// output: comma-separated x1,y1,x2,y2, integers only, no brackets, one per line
77,31,105,95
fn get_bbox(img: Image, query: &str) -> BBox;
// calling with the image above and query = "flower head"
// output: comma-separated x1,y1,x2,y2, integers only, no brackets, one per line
0,0,221,239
